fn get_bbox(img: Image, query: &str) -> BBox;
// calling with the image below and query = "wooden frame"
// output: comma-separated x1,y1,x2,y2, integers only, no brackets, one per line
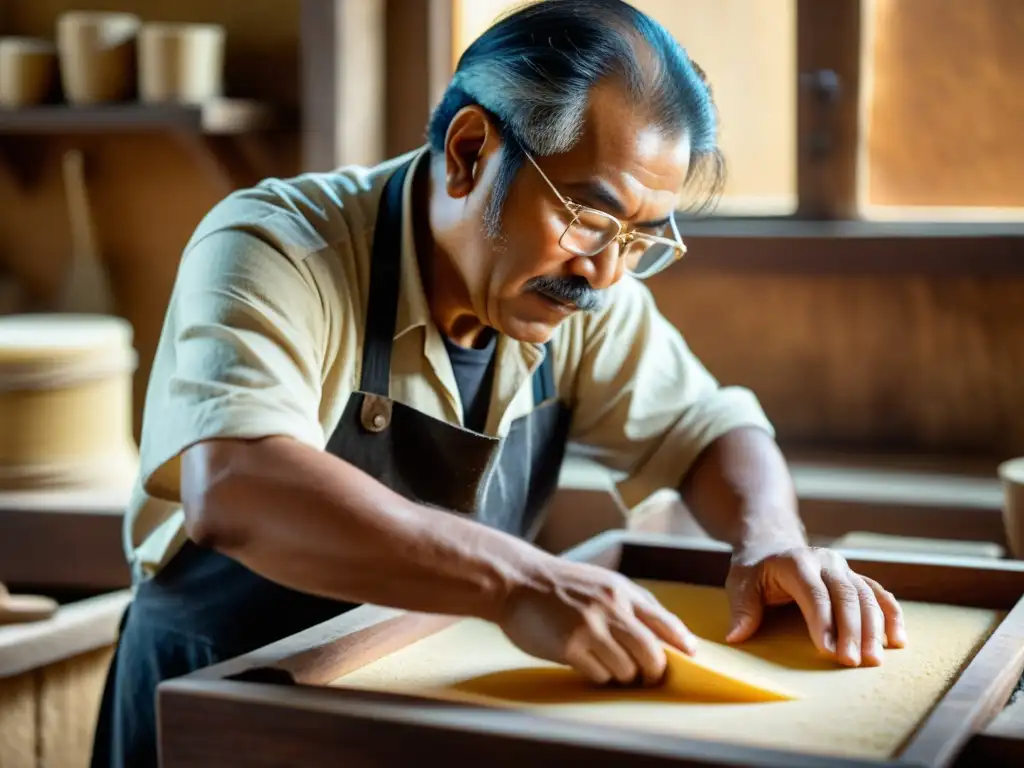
158,531,1024,767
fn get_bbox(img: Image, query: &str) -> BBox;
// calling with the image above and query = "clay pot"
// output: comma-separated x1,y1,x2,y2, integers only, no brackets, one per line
138,22,225,105
998,457,1024,559
0,37,59,107
56,11,140,104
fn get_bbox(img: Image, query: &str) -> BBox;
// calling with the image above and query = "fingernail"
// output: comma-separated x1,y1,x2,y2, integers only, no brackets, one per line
823,631,836,653
844,640,860,665
872,641,884,660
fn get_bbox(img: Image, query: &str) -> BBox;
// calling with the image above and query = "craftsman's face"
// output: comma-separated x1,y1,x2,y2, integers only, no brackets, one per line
442,82,691,344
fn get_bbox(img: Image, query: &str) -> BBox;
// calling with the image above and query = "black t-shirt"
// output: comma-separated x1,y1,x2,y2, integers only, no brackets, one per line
442,331,498,433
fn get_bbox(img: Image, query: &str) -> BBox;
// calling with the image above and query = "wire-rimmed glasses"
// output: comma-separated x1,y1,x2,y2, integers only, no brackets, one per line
522,150,687,279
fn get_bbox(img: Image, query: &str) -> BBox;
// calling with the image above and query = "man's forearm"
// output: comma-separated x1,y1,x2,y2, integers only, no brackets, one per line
180,436,549,622
678,427,806,558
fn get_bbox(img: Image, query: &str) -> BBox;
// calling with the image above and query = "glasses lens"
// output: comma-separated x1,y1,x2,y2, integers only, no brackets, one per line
630,242,678,278
560,208,620,256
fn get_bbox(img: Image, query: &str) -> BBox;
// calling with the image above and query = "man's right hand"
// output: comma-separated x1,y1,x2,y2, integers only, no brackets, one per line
497,558,697,685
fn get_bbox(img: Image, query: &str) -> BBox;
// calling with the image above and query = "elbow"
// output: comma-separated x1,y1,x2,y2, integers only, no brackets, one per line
181,491,221,549
180,441,248,549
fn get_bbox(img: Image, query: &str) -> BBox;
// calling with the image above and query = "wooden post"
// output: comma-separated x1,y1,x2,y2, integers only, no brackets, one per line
384,0,453,157
796,0,862,220
300,0,386,171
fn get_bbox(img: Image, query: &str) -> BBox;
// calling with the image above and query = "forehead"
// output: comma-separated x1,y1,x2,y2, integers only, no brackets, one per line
540,80,692,205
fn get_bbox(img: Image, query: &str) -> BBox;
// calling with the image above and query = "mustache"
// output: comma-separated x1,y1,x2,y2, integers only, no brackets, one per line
525,276,604,312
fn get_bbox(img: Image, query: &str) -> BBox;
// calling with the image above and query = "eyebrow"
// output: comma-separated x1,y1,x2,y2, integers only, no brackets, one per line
563,179,673,229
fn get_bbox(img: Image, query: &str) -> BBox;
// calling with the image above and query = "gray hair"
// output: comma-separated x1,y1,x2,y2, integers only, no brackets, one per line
427,0,724,235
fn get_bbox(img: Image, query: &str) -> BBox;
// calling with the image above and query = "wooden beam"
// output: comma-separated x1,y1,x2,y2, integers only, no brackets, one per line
796,0,862,219
300,0,386,171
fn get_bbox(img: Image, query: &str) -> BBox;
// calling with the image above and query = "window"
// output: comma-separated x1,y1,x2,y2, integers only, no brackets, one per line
448,0,1024,228
451,0,798,217
859,0,1024,220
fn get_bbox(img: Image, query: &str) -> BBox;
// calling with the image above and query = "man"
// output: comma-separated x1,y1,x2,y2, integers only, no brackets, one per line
91,1,905,765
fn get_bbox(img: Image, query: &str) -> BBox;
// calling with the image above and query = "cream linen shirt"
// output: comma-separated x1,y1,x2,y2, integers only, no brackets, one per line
124,147,774,581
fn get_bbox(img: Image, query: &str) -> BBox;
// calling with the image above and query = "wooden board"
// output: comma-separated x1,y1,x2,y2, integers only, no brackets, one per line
157,533,1024,768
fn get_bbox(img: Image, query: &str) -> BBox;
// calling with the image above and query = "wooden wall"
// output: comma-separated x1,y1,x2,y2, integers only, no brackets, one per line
0,0,302,440
649,269,1024,461
2,0,1020,466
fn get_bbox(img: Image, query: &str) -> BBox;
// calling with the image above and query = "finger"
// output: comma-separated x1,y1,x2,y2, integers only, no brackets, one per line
781,555,836,656
583,612,638,684
862,576,907,648
633,598,697,655
610,617,668,685
824,569,862,666
565,646,612,685
588,634,639,684
725,575,765,645
853,576,885,666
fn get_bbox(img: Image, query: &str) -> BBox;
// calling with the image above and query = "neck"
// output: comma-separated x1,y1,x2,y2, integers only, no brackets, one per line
415,155,490,349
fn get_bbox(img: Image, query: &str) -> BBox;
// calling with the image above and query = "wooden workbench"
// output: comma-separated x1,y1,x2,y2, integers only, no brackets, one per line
0,590,129,768
157,532,1024,767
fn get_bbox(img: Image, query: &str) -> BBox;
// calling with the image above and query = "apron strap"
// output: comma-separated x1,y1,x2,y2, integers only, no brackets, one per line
359,160,414,396
532,341,556,405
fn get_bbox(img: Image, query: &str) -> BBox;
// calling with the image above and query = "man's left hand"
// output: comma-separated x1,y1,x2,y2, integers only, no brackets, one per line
724,546,907,666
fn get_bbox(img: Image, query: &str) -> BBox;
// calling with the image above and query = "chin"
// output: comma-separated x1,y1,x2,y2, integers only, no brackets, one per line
499,315,563,345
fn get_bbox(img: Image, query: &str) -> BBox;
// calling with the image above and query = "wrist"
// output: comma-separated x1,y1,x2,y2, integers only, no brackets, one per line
732,505,807,563
472,535,555,624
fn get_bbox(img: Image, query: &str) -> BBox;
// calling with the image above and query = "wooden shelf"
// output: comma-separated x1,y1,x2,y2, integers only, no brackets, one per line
0,99,288,191
667,216,1024,276
0,98,278,135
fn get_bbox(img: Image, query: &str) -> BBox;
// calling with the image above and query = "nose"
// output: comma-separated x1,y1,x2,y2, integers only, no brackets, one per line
566,241,625,291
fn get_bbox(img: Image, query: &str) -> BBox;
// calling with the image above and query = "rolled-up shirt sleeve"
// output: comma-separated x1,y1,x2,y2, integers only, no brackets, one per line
567,276,774,509
139,230,327,502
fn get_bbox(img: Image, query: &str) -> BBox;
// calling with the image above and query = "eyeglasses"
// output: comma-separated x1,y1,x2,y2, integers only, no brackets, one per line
522,150,687,279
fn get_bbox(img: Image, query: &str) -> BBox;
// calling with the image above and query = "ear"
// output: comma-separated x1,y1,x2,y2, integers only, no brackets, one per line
443,105,500,199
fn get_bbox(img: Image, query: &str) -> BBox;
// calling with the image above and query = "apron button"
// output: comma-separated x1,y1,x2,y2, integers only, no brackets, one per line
360,393,393,432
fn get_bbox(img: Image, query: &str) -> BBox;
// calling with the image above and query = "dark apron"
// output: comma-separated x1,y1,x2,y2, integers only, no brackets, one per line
89,159,572,768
